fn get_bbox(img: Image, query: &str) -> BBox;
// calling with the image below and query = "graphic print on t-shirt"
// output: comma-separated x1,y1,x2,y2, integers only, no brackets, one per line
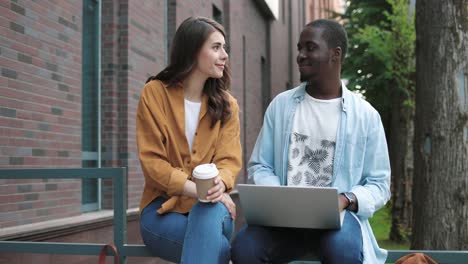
286,93,341,187
288,133,335,186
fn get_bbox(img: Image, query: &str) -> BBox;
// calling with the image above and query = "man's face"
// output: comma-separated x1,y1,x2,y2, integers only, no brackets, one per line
296,27,334,82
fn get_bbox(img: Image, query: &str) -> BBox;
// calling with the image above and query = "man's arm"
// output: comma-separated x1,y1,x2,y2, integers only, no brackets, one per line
339,192,358,212
248,101,281,186
350,112,391,218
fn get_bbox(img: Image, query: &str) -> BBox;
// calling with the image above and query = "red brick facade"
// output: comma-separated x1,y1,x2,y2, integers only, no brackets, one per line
1,0,343,260
0,0,84,227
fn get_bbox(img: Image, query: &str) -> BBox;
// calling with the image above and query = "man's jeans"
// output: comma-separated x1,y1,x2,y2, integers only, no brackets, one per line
231,211,363,264
140,197,234,264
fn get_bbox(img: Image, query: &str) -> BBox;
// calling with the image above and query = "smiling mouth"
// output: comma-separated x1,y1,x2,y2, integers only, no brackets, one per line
216,64,225,69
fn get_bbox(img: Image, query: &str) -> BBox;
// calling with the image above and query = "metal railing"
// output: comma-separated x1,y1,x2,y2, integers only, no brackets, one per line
1,168,468,263
0,168,153,264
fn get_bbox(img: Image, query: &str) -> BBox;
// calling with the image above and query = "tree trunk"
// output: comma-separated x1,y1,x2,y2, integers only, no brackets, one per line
412,0,468,250
389,0,416,242
389,87,414,242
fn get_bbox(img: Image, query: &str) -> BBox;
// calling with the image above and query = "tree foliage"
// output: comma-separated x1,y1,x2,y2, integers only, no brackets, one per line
342,0,416,243
342,0,415,121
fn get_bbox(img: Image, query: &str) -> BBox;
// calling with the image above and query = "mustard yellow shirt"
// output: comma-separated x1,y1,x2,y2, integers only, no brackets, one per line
137,80,242,214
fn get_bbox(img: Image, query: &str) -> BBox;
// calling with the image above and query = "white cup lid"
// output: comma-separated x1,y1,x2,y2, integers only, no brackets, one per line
192,163,218,179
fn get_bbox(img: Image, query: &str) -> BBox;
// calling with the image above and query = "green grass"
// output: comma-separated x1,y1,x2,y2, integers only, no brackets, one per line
369,204,410,250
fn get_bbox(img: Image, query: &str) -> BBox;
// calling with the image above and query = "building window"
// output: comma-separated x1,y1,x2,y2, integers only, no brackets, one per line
82,0,101,212
213,4,222,25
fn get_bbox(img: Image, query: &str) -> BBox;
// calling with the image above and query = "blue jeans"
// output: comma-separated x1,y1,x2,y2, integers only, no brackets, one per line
140,197,234,264
231,211,363,264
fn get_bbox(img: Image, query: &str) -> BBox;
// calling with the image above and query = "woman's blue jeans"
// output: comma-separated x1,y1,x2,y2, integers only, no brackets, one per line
140,197,234,264
231,211,363,264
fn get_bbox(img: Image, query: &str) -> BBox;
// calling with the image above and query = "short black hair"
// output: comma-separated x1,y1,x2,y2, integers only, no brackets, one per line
306,19,348,64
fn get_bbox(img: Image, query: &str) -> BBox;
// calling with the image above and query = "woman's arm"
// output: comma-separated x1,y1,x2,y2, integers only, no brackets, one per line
210,97,242,192
183,180,198,198
137,83,190,196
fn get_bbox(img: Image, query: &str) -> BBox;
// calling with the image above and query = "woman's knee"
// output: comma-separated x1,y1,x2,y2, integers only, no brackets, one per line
139,218,184,263
190,201,228,216
188,201,234,239
139,200,187,262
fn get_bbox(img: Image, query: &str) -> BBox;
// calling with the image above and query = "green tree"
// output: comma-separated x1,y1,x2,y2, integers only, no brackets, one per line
342,0,415,242
341,0,392,117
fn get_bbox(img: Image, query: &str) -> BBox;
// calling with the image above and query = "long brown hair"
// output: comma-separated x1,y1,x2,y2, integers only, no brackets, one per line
146,16,231,127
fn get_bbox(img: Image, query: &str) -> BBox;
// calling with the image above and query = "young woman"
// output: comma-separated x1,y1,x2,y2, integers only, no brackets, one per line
136,16,242,264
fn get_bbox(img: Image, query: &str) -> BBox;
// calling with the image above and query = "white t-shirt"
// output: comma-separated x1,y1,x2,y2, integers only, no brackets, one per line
184,99,201,152
287,93,342,186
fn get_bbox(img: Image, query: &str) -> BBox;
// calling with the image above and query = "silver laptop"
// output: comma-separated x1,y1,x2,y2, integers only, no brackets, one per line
237,184,345,229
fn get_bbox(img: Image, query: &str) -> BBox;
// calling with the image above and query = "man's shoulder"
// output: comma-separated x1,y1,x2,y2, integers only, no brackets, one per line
344,89,379,116
271,84,304,104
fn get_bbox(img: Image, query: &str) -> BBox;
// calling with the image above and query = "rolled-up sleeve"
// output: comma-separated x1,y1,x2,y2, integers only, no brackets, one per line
351,112,391,219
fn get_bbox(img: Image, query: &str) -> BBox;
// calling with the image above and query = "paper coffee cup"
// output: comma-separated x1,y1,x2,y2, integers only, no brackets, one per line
192,163,219,202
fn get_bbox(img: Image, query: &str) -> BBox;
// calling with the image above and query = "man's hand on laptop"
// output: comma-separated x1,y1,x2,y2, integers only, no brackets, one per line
339,192,358,212
339,193,349,212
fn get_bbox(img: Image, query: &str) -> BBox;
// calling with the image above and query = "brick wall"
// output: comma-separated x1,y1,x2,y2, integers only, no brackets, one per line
1,0,340,233
98,0,166,209
270,1,291,98
0,0,83,228
126,0,166,208
290,0,306,87
306,0,346,22
228,0,268,182
174,0,224,24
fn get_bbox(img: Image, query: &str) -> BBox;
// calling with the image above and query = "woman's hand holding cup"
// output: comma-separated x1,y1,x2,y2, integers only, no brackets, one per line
206,176,226,202
192,163,222,202
192,164,235,219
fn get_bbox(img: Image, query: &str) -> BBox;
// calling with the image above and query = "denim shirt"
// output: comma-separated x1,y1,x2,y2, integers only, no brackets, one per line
248,82,391,264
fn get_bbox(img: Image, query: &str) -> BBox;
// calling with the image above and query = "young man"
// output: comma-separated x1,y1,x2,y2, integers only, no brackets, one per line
231,19,391,264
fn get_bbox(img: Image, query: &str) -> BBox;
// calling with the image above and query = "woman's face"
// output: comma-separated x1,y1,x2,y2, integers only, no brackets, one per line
194,31,228,79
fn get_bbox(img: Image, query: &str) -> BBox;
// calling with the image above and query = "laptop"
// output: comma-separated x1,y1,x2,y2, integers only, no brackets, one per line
237,184,345,229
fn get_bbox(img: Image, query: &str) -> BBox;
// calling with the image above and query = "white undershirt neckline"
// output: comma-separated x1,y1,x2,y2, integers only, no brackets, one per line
184,98,201,152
